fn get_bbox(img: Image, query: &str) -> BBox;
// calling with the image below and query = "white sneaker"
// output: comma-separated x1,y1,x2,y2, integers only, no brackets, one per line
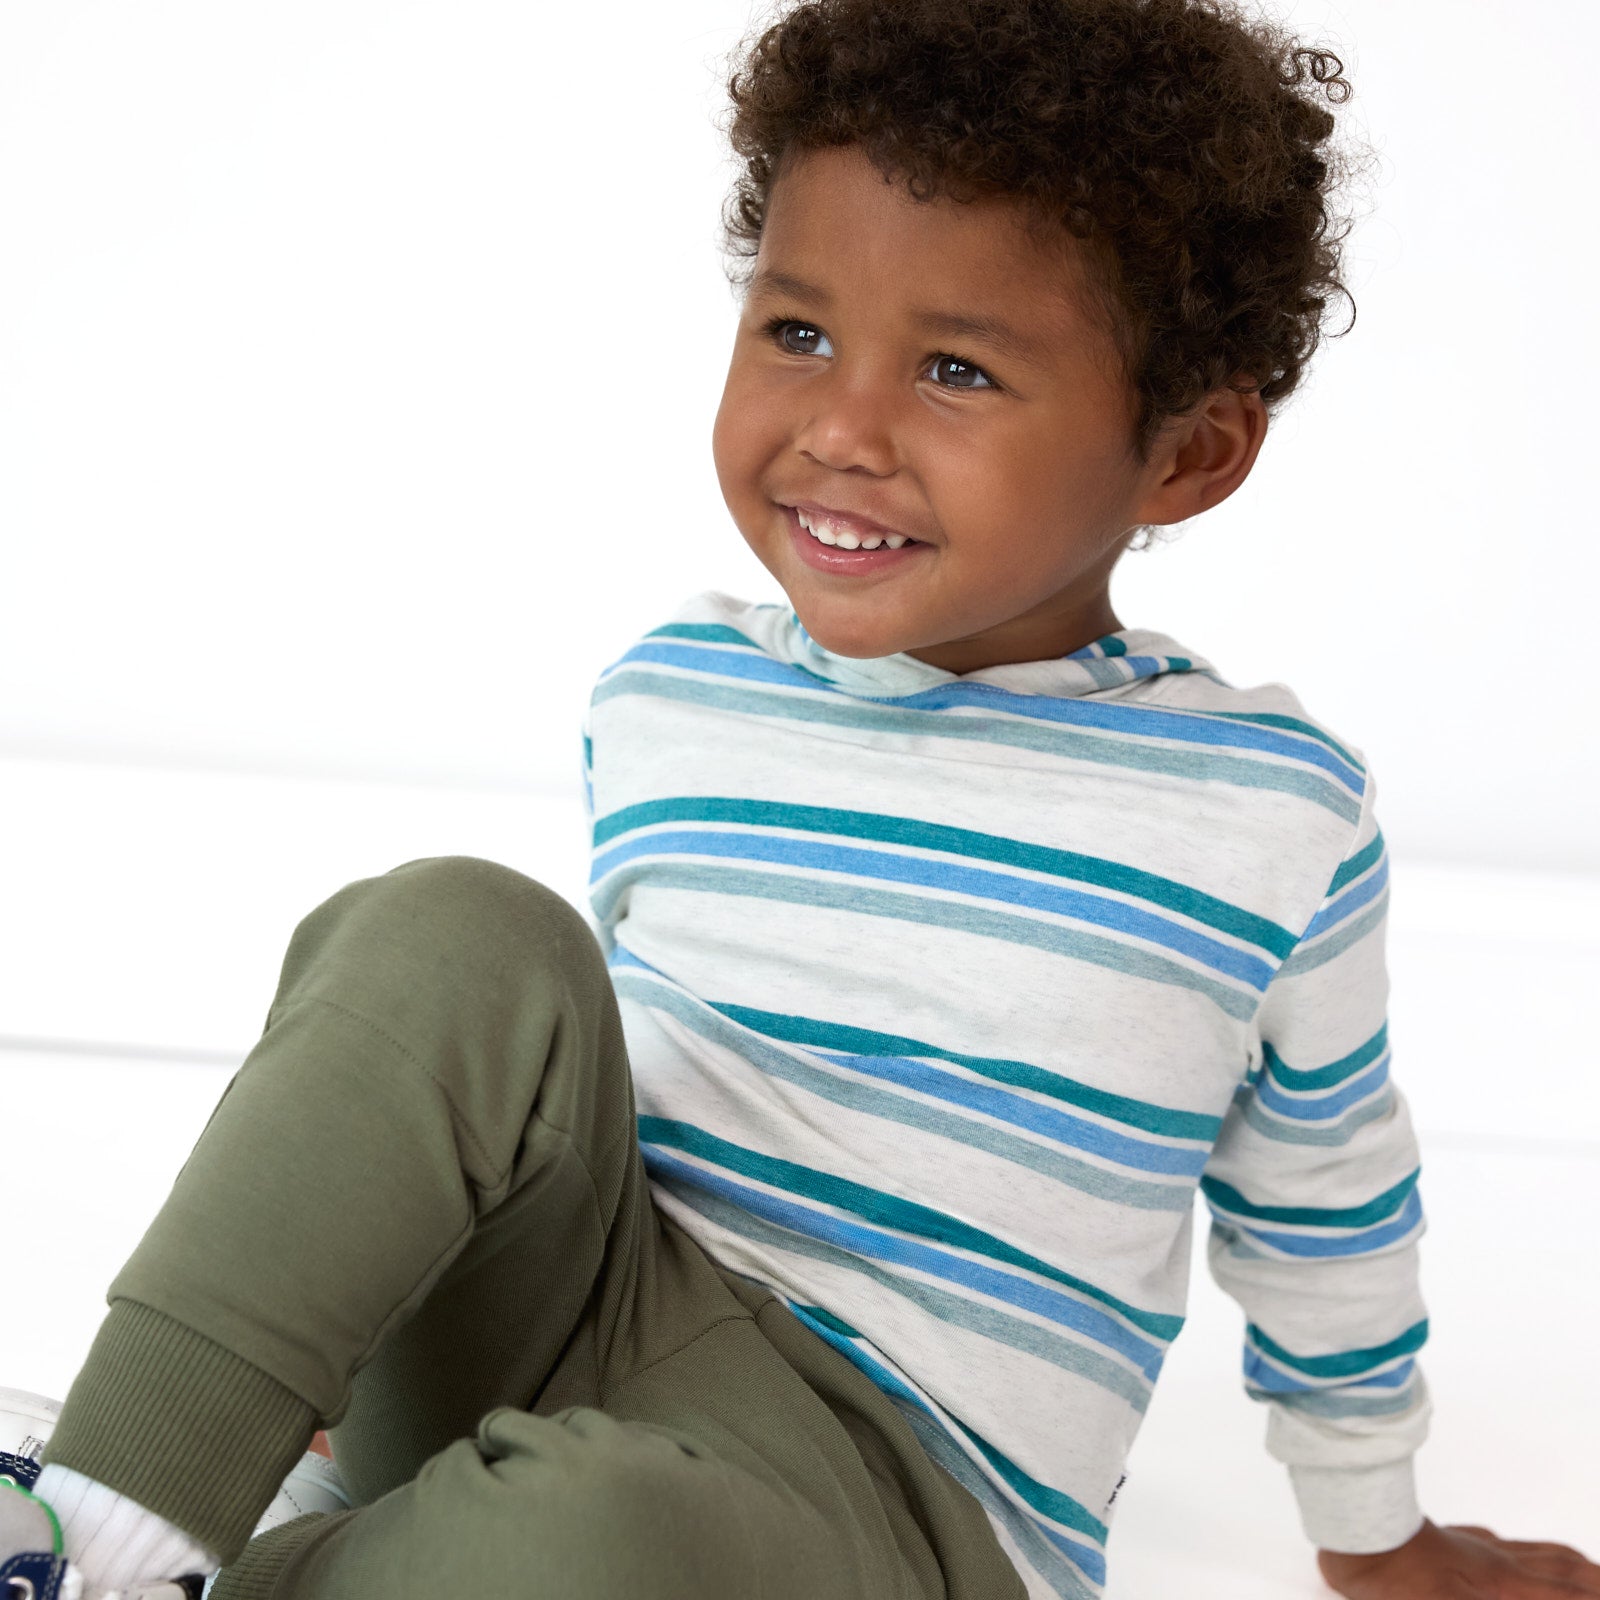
0,1384,352,1596
0,1387,60,1495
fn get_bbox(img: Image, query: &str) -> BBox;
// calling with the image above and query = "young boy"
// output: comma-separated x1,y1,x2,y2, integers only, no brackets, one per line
6,1,1596,1597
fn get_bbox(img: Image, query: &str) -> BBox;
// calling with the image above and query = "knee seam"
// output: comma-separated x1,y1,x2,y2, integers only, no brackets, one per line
275,994,505,1185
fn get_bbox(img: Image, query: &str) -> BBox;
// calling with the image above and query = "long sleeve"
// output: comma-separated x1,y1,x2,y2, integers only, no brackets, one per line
1200,764,1431,1554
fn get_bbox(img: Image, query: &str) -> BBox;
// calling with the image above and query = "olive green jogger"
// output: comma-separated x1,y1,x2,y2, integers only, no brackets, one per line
41,856,1027,1599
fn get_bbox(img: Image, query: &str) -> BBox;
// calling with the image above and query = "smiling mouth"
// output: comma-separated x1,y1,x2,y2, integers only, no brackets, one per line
789,504,922,551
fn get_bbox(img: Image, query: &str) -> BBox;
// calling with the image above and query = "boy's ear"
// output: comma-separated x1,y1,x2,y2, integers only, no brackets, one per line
1140,383,1269,525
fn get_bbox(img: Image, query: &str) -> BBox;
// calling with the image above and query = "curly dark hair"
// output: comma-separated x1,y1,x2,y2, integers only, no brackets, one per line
722,0,1370,492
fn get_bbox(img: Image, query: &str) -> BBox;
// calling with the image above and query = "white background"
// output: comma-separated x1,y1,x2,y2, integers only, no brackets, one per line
3,2,1597,1594
1,0,1597,870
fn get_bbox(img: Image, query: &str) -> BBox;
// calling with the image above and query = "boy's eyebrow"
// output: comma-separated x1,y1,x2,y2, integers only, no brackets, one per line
914,308,1047,371
749,269,1047,370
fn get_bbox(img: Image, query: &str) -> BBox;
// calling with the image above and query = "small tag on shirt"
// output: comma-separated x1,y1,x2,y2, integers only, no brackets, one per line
1104,1472,1128,1515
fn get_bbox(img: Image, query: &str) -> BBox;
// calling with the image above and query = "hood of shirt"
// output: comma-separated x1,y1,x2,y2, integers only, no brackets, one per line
768,604,1212,701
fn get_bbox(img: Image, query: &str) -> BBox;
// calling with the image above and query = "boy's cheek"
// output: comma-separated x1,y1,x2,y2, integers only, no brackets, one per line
712,371,783,509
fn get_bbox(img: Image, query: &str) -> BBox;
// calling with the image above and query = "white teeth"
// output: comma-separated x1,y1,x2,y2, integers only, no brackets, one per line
795,507,911,552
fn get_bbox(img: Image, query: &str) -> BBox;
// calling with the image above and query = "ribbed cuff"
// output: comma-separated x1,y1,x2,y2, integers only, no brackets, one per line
1289,1459,1426,1554
38,1299,318,1563
209,1511,357,1600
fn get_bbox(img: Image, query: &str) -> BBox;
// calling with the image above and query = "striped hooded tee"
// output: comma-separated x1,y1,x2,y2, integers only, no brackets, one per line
581,590,1431,1599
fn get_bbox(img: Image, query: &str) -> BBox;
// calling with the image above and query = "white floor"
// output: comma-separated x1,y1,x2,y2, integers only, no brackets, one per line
4,754,1597,1596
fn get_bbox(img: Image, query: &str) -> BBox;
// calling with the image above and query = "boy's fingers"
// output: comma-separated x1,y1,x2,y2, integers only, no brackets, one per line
1510,1564,1600,1598
1497,1541,1600,1581
1447,1526,1600,1594
1518,1550,1600,1592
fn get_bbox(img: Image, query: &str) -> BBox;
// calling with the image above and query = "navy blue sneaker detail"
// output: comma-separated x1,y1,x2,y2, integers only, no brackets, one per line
0,1545,74,1599
0,1455,41,1492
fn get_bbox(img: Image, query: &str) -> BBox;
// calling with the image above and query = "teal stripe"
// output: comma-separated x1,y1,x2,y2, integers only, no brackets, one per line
893,1406,1101,1600
1200,1168,1419,1229
657,1174,1153,1410
639,1116,1185,1341
793,1302,859,1339
710,1001,1220,1142
1265,1384,1421,1420
1237,1086,1394,1148
616,973,1194,1210
592,859,1259,1020
956,1421,1109,1544
645,622,761,648
1274,894,1386,979
1264,1026,1389,1092
1247,1319,1429,1380
1328,830,1384,895
595,796,1296,958
592,671,1362,825
1080,656,1127,689
1183,709,1364,772
644,616,1356,772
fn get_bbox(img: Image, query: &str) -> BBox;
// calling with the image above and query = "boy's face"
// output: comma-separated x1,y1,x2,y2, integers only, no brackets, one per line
713,144,1243,672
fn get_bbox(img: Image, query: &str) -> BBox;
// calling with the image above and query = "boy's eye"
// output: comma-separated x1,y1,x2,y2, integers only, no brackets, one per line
761,316,995,391
928,354,994,390
773,321,833,357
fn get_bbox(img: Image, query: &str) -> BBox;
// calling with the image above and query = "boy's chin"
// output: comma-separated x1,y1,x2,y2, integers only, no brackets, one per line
787,603,913,661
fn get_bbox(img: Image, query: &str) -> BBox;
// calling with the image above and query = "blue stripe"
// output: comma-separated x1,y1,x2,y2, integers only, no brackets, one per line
638,1145,1170,1378
621,971,1194,1212
594,797,1294,956
1329,830,1385,894
785,1307,1111,1570
1245,1351,1419,1395
615,639,803,689
808,1050,1210,1177
1235,1191,1425,1258
1298,854,1389,942
701,994,1222,1142
1263,1026,1388,1093
893,1406,1103,1600
954,1420,1111,1548
1349,1360,1419,1391
637,1123,1179,1340
594,667,1362,825
1200,1168,1419,1228
591,829,1276,989
1248,1318,1429,1381
597,859,1261,1022
657,1173,1155,1411
786,1310,1109,1592
1247,1354,1418,1395
607,641,1365,792
1254,1058,1391,1122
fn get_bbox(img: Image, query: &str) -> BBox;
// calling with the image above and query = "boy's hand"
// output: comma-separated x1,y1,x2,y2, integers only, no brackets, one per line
1319,1520,1600,1598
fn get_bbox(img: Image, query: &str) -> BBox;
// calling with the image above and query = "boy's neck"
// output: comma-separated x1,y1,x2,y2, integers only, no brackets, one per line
904,593,1125,675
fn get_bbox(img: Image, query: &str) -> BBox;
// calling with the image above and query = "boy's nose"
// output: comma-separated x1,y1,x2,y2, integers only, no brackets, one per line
792,369,899,477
